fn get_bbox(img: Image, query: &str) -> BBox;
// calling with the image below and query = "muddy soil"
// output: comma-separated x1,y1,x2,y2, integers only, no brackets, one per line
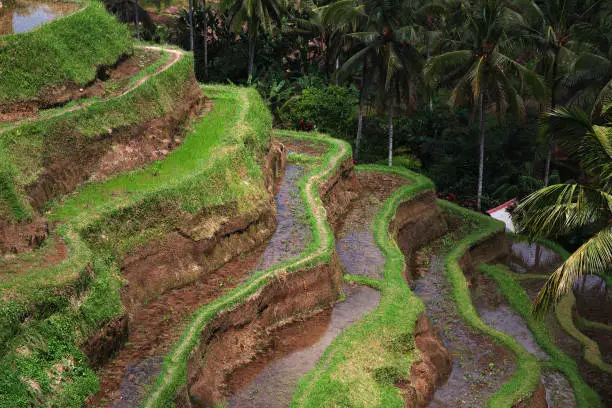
91,160,314,407
408,228,517,408
87,245,268,407
0,234,65,276
336,171,407,279
0,217,48,256
226,284,380,408
0,49,162,121
280,138,327,156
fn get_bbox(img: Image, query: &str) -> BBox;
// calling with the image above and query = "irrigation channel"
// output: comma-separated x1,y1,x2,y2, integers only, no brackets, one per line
90,157,313,406
406,224,517,407
509,243,612,406
407,219,611,408
473,241,576,407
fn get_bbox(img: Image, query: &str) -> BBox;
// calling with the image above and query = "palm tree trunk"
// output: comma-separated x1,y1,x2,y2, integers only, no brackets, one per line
248,34,256,79
477,93,485,211
188,0,194,51
203,0,208,79
388,100,393,166
544,50,559,186
134,0,141,41
355,60,367,160
426,35,433,111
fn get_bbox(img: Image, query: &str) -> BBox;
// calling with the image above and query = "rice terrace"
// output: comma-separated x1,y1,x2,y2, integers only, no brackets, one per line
0,0,610,406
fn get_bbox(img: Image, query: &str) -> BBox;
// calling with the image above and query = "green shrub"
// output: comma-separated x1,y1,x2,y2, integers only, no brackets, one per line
281,86,357,138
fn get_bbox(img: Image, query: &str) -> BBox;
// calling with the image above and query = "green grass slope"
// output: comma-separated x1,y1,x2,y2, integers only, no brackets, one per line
0,48,193,221
0,0,132,105
0,85,272,407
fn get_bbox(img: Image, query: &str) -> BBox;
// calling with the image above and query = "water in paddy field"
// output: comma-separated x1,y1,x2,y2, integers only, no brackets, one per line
0,1,78,35
227,284,380,408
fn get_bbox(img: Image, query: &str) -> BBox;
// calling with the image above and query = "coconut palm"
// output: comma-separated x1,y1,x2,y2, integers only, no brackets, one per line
221,0,285,78
425,0,546,210
565,50,612,118
316,0,367,158
514,106,612,316
518,0,604,186
333,0,424,164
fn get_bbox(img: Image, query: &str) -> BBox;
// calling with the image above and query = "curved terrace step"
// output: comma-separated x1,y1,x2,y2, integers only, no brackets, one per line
140,131,353,407
0,86,274,406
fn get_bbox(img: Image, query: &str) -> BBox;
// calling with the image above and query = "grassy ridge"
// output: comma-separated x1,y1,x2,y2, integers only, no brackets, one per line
0,0,132,104
437,200,542,408
480,263,602,408
142,130,352,408
0,86,273,407
0,48,195,221
292,165,436,408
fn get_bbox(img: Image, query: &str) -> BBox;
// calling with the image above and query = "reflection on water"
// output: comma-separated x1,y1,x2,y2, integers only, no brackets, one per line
0,1,78,35
500,239,562,274
227,285,380,408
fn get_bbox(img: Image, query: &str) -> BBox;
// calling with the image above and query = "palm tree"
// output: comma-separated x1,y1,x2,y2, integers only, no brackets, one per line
188,0,195,50
316,0,367,158
518,0,604,186
333,0,423,164
425,0,546,210
514,106,612,315
221,0,284,78
565,50,612,118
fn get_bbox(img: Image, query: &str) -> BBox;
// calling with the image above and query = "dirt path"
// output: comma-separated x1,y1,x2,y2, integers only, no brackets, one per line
0,45,183,135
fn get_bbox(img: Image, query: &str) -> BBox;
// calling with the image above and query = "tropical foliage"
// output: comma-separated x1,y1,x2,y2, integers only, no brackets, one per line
139,0,611,307
514,106,612,314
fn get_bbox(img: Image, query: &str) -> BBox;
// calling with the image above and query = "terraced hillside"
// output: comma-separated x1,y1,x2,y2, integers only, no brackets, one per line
1,4,609,407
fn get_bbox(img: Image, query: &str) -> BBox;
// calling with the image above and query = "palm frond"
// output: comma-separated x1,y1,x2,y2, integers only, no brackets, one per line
347,31,379,44
424,50,472,86
514,183,611,238
533,227,612,316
